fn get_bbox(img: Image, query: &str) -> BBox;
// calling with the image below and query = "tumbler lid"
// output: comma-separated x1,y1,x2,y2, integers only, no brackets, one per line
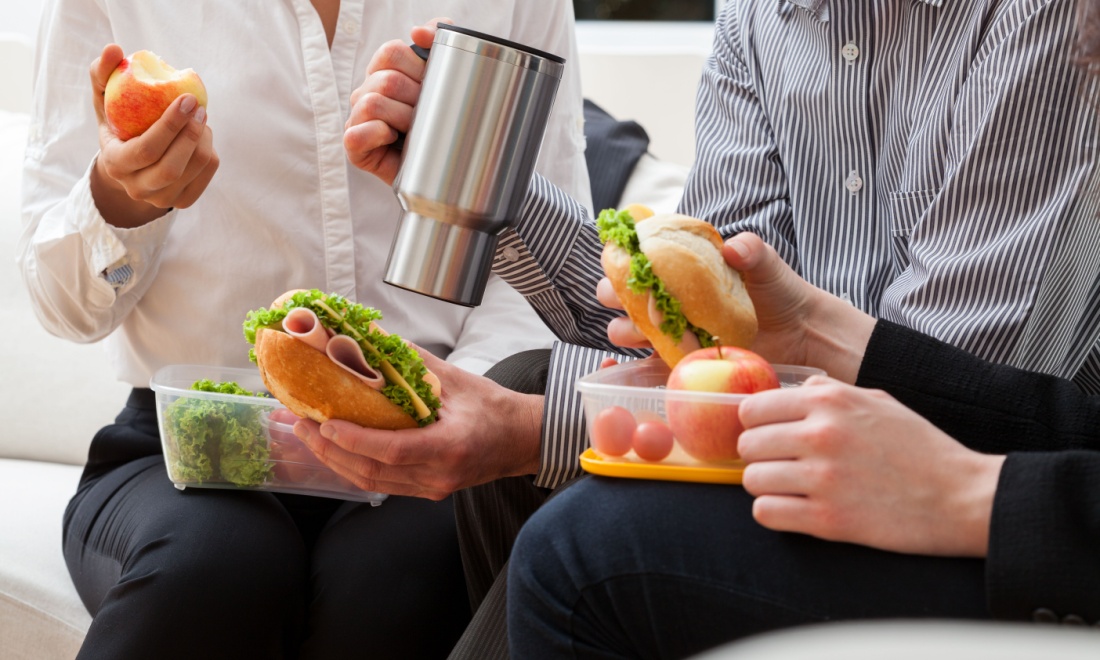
434,24,565,77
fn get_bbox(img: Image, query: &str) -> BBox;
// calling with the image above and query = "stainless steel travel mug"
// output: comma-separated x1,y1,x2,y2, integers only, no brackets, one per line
384,24,566,307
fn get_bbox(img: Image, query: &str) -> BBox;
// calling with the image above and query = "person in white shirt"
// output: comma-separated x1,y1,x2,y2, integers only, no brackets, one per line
17,1,591,657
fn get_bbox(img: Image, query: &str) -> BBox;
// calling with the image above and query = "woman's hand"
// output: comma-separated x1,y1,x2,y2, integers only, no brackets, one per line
292,345,544,500
737,375,1006,557
344,18,451,185
89,44,219,228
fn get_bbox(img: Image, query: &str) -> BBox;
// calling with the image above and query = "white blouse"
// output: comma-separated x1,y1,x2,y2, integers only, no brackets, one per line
18,0,592,385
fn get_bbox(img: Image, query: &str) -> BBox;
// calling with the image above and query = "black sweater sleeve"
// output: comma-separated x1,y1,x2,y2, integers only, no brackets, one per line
857,320,1100,622
855,320,1100,454
988,452,1100,622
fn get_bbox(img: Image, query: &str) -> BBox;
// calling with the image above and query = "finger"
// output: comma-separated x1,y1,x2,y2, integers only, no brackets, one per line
131,107,208,196
90,44,125,121
268,408,302,425
751,495,820,535
346,89,416,134
364,38,427,81
343,120,402,174
600,357,619,369
740,460,811,497
319,419,439,467
738,385,820,429
410,17,454,49
736,424,806,463
118,94,203,168
294,421,449,499
170,139,220,209
608,316,651,349
595,277,624,310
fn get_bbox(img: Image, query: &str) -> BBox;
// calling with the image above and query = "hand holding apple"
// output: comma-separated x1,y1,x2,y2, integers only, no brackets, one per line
89,44,219,228
104,50,208,140
665,345,779,462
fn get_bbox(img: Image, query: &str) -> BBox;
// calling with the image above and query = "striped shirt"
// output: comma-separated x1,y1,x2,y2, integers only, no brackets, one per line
495,0,1100,489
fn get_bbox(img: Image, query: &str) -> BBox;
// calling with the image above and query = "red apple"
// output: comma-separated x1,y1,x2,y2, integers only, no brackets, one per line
665,346,779,462
104,50,207,140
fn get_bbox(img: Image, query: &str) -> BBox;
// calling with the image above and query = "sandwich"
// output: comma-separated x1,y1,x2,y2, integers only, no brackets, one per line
597,204,757,367
242,289,441,429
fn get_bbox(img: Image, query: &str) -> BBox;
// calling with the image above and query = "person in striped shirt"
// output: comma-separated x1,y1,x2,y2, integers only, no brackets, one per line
322,0,1099,654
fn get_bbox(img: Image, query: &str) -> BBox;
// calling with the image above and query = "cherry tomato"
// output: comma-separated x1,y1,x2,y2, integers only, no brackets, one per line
632,420,674,462
591,406,636,457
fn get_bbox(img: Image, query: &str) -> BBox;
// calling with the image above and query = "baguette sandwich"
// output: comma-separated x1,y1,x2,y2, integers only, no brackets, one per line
243,289,441,429
598,205,757,367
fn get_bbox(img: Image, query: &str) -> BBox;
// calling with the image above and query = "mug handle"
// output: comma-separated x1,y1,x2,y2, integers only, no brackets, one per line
392,44,431,153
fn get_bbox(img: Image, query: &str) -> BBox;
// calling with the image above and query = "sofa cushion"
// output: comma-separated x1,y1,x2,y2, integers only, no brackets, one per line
0,458,91,659
0,110,131,465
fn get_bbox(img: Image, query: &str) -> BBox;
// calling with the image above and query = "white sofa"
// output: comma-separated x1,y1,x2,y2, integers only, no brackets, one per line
0,113,127,658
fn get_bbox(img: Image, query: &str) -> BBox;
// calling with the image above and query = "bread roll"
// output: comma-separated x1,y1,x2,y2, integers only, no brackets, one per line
254,328,418,430
603,213,757,367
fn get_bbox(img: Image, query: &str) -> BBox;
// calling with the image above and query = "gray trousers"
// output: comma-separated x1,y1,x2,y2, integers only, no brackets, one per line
449,350,554,659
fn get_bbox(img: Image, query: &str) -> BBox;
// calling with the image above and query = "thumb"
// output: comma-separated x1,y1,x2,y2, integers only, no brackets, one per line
722,232,770,272
90,44,125,121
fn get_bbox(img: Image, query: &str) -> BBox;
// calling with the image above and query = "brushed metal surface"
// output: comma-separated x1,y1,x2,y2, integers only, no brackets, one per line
386,25,564,306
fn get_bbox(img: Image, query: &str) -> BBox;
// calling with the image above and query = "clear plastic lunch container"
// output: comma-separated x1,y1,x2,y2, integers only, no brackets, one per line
151,364,387,505
575,359,825,483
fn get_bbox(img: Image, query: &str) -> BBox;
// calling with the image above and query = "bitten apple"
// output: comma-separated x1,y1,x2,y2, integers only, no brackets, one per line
665,346,779,462
104,50,207,140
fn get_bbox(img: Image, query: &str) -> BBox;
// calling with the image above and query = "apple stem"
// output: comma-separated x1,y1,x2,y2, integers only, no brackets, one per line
713,336,722,359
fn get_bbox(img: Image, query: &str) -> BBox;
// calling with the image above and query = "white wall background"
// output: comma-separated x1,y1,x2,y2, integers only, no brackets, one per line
0,4,43,42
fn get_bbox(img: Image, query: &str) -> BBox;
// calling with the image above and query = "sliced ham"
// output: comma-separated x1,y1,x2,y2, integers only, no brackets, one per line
282,308,330,352
282,308,384,391
325,334,385,390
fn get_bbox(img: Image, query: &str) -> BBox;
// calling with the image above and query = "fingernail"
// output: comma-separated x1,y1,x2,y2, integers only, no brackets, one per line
193,106,206,125
293,422,309,441
180,95,197,114
320,424,337,441
727,236,750,259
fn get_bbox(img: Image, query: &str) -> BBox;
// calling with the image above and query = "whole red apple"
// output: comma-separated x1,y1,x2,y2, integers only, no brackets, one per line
665,346,779,462
104,50,207,140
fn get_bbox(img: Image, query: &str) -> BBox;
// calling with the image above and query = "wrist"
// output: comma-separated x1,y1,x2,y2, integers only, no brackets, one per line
950,452,1006,557
90,155,167,229
496,389,544,477
803,288,876,384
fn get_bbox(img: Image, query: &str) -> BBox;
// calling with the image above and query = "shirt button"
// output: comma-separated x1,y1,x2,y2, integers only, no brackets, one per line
845,170,864,194
841,42,860,63
501,246,521,263
1032,608,1059,623
343,20,359,35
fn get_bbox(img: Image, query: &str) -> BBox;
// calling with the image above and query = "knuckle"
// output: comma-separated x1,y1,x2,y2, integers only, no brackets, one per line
359,91,389,118
133,141,160,165
376,40,408,68
153,166,184,190
374,70,407,98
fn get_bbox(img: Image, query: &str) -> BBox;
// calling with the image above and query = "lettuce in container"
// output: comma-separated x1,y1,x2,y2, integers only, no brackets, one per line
162,379,273,486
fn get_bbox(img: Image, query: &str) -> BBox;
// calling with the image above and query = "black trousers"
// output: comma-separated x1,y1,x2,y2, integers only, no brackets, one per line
451,349,558,659
64,389,470,660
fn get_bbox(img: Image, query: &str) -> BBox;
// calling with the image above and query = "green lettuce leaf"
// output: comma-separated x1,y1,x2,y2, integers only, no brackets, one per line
163,380,273,486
